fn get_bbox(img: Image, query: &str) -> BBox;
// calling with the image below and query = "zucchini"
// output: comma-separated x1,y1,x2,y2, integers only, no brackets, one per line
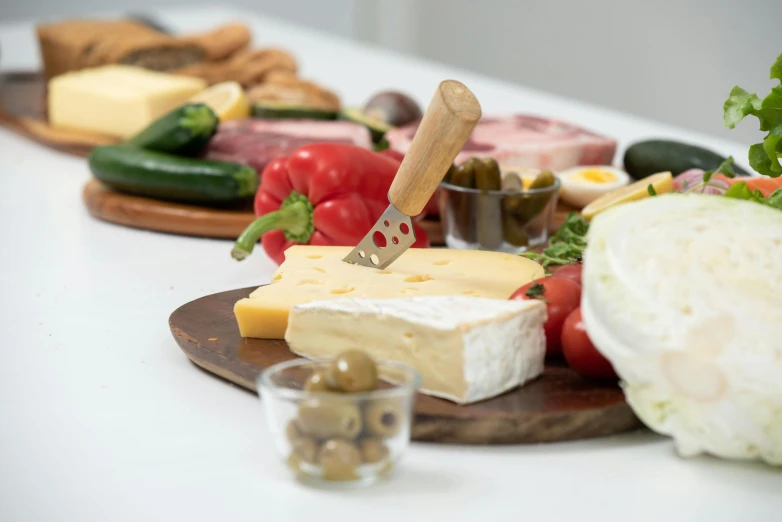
338,107,392,143
624,139,750,181
125,103,219,155
251,101,337,121
88,145,257,204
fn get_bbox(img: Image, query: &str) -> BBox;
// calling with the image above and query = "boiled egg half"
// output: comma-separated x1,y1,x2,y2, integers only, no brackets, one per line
557,166,630,208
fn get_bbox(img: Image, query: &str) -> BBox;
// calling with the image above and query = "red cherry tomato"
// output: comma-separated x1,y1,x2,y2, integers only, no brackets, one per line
550,263,583,288
561,307,617,381
510,277,581,357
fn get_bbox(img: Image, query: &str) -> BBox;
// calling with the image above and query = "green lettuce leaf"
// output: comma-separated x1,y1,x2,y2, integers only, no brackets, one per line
764,188,782,210
723,53,782,178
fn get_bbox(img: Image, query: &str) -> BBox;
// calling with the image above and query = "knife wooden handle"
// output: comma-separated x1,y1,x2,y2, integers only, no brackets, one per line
388,80,481,216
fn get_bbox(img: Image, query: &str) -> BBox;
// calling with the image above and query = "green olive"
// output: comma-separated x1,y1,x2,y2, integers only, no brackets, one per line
285,419,302,444
297,399,362,439
292,436,318,463
363,399,404,437
317,438,362,481
304,370,331,392
359,437,390,464
327,350,378,393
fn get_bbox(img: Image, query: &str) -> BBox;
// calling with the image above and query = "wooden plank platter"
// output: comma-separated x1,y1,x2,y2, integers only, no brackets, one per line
169,286,643,444
0,71,117,156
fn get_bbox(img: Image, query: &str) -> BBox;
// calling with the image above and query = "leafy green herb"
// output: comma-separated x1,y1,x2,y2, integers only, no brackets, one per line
647,184,657,196
522,212,589,269
723,53,782,177
682,156,736,194
524,282,548,302
723,182,782,211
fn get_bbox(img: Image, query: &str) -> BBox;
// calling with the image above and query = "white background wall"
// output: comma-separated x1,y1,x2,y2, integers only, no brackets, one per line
3,0,780,146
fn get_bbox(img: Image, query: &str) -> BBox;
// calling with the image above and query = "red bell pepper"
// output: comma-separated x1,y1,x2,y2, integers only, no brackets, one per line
232,143,430,265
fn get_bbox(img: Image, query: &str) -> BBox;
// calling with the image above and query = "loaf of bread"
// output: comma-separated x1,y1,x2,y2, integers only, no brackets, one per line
36,20,251,79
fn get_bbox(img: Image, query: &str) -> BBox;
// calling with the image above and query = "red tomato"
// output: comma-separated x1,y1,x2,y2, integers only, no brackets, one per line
510,277,581,356
561,307,617,381
550,263,583,288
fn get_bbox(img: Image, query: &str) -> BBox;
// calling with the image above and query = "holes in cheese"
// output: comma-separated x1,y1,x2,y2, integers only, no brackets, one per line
234,245,545,339
330,286,355,295
404,274,433,283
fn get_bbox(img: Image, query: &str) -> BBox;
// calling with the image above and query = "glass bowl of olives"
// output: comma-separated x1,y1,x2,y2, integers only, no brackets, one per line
257,350,421,489
438,157,561,253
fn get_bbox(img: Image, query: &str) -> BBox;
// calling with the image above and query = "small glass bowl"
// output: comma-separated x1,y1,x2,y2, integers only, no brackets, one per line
257,358,421,489
437,175,561,253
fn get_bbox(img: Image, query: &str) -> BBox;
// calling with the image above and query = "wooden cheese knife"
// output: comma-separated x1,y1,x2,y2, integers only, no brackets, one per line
343,80,481,269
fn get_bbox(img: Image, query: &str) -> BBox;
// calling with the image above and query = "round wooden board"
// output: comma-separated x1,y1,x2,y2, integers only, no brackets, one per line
84,179,448,243
169,287,643,445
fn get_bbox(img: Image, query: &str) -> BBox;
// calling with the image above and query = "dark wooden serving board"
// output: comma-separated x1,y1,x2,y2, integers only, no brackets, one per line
0,71,117,156
169,287,643,445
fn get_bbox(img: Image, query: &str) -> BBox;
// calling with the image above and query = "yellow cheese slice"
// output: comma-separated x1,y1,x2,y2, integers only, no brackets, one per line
48,65,207,138
235,245,545,339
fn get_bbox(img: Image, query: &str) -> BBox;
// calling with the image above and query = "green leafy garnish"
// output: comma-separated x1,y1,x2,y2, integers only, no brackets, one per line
525,282,548,302
723,53,782,177
724,182,782,211
522,212,589,269
647,184,657,196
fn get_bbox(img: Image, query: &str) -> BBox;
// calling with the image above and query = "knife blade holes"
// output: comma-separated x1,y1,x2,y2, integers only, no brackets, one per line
383,220,390,227
373,231,387,249
370,254,380,265
359,250,366,258
392,236,399,245
399,223,410,235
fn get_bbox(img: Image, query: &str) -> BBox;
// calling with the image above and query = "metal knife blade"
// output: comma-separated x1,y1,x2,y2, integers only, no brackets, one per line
343,79,481,270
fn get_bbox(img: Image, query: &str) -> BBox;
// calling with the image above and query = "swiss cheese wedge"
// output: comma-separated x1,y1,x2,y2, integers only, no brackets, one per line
235,246,545,339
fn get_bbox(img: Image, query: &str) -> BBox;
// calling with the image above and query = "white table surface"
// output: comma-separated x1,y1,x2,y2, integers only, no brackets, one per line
0,6,779,522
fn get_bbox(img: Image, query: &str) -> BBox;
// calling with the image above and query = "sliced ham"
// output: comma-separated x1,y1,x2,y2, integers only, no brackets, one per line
205,119,373,174
385,114,617,171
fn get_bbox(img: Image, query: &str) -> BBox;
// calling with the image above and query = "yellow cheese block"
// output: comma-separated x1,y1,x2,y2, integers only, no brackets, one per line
48,65,207,138
235,245,545,339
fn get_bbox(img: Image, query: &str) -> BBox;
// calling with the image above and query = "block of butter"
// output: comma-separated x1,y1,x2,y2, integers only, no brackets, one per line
286,296,547,404
234,245,545,339
48,65,207,138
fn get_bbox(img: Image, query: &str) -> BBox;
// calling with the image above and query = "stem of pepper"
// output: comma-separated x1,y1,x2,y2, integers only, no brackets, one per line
231,191,315,261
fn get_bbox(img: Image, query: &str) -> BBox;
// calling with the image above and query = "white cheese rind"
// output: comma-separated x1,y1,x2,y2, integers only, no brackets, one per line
582,194,782,466
285,296,547,404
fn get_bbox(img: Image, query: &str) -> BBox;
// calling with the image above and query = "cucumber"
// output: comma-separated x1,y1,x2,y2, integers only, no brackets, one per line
624,139,750,180
251,101,337,121
125,103,219,155
338,107,392,143
88,145,257,204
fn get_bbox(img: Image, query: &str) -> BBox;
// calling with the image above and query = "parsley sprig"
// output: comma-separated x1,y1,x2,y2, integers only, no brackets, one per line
522,212,589,269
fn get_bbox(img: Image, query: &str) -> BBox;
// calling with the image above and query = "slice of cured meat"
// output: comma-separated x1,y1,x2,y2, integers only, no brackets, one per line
386,114,616,171
205,119,373,174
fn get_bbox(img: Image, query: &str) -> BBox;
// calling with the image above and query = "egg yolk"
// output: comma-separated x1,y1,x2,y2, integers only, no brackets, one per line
573,169,616,183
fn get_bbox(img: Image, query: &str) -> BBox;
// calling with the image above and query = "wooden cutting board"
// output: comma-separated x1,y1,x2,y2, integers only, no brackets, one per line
83,179,447,243
169,287,643,444
0,71,117,156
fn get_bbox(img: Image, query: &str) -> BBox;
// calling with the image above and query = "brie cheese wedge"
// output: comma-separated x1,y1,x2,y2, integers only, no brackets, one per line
285,296,547,404
582,194,782,466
